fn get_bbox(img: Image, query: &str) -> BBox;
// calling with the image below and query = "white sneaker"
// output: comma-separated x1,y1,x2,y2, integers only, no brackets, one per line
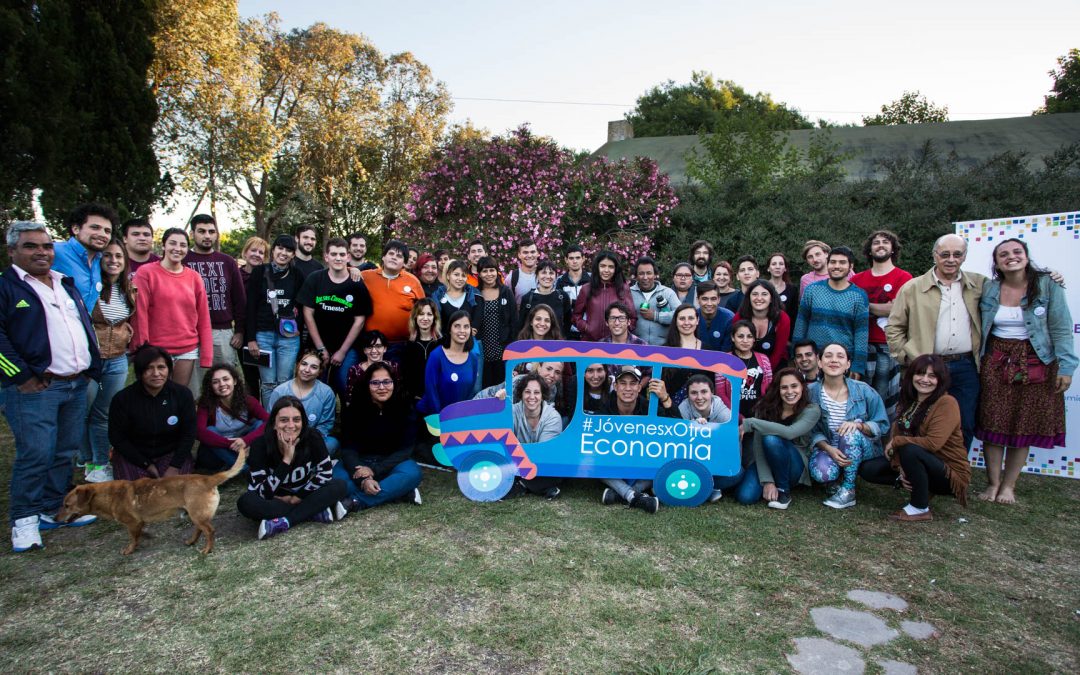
85,465,114,483
707,489,724,503
12,516,43,552
39,512,97,530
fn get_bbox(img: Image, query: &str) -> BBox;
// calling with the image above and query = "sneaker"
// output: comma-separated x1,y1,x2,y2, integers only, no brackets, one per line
397,488,422,505
767,492,792,510
825,482,840,496
85,465,114,483
823,488,857,509
707,488,724,503
332,500,349,521
601,487,621,505
542,486,561,500
309,507,334,524
630,493,660,514
39,512,97,530
12,516,43,552
257,517,290,540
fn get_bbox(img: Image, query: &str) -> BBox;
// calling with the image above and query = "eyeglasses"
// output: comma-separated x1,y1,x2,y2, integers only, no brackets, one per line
365,344,386,350
368,379,393,388
935,251,965,259
608,316,628,323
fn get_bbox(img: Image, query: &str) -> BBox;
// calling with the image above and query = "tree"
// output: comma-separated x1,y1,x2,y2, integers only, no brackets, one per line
626,71,812,137
685,115,849,192
1035,48,1080,114
862,91,948,126
401,126,678,265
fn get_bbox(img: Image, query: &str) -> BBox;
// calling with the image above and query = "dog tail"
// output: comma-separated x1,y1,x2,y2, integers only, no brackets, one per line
213,447,248,485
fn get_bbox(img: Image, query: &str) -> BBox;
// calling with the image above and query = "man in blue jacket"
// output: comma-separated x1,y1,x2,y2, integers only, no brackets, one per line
2,222,102,552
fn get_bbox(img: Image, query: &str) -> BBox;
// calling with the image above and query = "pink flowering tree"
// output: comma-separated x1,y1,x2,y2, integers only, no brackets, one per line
398,125,678,267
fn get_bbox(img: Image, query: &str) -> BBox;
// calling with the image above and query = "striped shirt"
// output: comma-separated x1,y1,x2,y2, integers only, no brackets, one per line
98,282,132,325
821,391,848,436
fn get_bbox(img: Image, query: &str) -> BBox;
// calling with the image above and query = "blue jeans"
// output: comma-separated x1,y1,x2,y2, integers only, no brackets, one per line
761,434,806,494
713,466,763,504
79,355,128,465
601,478,652,501
5,377,88,522
325,347,359,396
332,459,422,509
201,420,264,470
946,355,978,452
255,330,300,407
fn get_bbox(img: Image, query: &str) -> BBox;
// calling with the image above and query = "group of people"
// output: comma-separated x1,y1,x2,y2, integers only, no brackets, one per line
2,204,1073,552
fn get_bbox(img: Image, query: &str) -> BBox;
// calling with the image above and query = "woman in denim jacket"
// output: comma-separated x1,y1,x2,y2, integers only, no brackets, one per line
808,342,889,509
975,238,1076,505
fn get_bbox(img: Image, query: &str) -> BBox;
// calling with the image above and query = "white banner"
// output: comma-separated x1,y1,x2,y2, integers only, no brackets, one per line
957,211,1080,479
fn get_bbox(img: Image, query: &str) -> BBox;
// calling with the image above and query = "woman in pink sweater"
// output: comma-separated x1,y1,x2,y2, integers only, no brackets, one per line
133,228,213,386
571,250,637,341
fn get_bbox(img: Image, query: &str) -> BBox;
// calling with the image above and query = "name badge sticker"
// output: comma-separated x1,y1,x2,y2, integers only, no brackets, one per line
1035,306,1046,316
403,286,412,294
884,283,893,292
167,415,178,426
450,373,459,382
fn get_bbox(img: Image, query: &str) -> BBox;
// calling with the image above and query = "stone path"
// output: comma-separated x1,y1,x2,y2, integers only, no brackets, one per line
786,589,938,674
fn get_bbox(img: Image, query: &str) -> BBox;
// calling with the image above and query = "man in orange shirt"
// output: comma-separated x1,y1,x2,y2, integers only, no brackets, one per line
360,239,424,362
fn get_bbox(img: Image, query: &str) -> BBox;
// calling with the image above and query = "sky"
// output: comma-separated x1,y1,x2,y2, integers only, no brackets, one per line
238,0,1079,152
160,1,1077,227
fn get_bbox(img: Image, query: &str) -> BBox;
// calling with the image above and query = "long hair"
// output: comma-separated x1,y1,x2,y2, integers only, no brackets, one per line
765,252,791,284
991,238,1046,309
664,304,699,347
587,250,627,299
99,238,136,308
197,364,250,421
263,395,313,467
517,304,564,341
444,309,476,351
350,361,402,412
737,279,782,323
754,367,810,422
409,298,442,341
896,354,951,434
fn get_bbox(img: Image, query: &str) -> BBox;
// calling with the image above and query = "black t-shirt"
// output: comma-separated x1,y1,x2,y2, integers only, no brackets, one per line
293,256,325,280
296,270,374,352
739,354,766,404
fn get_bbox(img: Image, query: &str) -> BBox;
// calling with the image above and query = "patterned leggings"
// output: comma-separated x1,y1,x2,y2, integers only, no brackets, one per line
809,431,873,491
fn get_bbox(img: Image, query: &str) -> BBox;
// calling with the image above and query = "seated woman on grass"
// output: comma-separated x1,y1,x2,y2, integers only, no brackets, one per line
268,350,340,457
745,368,821,510
109,345,197,480
808,342,888,510
237,396,349,540
333,362,423,511
195,364,268,471
859,354,970,522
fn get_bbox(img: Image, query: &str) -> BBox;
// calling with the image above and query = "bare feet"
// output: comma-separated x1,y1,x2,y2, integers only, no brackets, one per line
995,486,1018,504
977,485,999,502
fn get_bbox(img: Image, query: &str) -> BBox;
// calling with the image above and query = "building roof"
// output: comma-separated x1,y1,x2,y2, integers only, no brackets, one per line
590,113,1080,185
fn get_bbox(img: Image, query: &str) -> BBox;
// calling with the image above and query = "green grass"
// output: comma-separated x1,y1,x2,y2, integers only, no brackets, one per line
0,421,1077,673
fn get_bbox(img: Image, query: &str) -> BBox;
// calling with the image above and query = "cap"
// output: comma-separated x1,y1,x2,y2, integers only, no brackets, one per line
272,234,297,251
615,365,642,381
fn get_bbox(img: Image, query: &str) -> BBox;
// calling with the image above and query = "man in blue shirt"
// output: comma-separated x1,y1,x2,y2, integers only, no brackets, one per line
696,281,734,351
52,203,119,312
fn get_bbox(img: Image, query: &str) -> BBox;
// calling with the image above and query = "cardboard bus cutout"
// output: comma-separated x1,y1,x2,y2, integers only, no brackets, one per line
425,340,746,506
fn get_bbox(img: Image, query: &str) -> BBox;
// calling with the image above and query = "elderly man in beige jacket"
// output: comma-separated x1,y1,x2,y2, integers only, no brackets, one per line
886,234,985,451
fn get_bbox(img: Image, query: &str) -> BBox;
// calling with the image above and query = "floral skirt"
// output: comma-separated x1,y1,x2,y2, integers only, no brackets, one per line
976,336,1065,449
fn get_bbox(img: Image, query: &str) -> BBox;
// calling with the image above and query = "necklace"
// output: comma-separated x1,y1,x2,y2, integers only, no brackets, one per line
896,400,922,430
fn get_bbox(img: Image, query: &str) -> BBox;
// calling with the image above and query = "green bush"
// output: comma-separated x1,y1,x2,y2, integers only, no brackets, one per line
656,141,1080,276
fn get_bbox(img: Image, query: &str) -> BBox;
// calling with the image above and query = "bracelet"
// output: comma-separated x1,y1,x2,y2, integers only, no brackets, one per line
316,346,327,353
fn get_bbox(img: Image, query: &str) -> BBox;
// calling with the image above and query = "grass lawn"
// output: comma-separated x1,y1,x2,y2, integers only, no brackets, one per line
0,420,1077,673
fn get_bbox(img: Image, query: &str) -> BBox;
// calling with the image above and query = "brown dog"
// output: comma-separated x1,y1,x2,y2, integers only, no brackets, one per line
56,448,247,555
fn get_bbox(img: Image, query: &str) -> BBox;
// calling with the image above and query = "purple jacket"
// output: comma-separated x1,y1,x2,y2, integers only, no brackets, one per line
571,281,637,341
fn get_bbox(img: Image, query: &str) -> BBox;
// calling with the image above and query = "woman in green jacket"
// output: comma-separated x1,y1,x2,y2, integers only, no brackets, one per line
746,368,821,510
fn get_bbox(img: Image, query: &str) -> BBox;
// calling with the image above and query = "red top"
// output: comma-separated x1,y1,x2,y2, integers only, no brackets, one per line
851,267,913,344
733,311,791,370
132,262,214,366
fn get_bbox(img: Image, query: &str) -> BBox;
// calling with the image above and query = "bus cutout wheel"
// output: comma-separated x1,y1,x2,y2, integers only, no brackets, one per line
457,449,517,502
654,459,712,507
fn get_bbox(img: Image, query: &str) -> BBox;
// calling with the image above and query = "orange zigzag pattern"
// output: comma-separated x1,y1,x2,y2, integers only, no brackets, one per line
441,429,537,480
